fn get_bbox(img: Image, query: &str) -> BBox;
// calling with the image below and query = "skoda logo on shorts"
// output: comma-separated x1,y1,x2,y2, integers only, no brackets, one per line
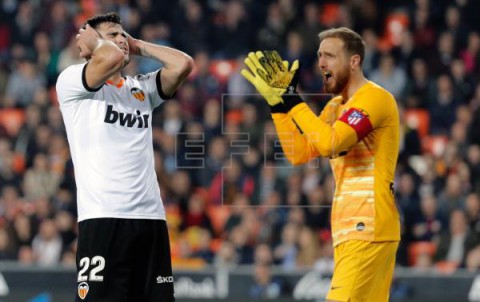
78,282,89,300
356,222,365,231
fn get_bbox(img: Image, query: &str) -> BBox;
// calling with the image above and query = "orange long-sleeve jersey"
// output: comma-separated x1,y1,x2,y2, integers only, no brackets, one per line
272,81,400,246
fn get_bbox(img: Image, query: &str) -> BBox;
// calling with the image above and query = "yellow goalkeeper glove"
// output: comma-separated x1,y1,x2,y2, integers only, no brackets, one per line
241,51,299,108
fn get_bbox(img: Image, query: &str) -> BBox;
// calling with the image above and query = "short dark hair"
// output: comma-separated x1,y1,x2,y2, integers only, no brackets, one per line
318,27,365,65
85,12,122,29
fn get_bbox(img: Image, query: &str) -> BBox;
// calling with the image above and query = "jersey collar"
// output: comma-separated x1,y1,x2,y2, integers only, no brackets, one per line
106,78,125,88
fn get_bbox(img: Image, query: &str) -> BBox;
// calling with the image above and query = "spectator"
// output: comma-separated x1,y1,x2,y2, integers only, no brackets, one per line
209,157,255,205
450,58,476,102
403,58,435,108
210,0,251,58
434,209,478,267
57,37,84,73
31,219,62,266
369,53,407,99
213,240,238,269
38,0,75,52
229,224,254,265
429,74,460,135
273,222,298,271
411,193,444,242
22,153,61,200
437,173,467,217
4,57,46,108
257,3,286,51
429,31,456,75
249,263,284,300
466,145,480,192
361,28,381,77
179,191,214,236
459,31,480,75
191,228,215,264
303,186,330,231
296,226,320,269
296,2,324,60
254,242,274,266
173,0,209,55
195,136,227,188
0,226,16,260
466,245,480,272
11,212,34,248
465,193,480,236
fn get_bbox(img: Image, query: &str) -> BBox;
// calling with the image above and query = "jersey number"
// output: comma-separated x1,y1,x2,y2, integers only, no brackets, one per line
78,256,105,282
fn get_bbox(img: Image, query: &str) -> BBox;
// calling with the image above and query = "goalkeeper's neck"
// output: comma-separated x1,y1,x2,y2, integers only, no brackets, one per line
342,70,368,101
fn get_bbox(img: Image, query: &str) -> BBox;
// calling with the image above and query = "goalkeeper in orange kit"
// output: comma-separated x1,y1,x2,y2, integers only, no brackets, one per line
241,27,400,302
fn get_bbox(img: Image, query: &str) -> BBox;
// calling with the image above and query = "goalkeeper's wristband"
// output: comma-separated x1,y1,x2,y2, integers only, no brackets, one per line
269,90,303,114
282,85,303,112
270,102,288,113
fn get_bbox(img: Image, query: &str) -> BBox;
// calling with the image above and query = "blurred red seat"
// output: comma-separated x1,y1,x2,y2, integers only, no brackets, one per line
209,60,238,84
404,109,430,139
382,12,410,49
408,241,436,266
435,260,459,275
0,108,25,137
207,205,231,237
422,135,448,157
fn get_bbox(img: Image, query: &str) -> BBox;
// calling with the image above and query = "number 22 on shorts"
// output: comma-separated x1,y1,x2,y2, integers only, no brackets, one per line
78,256,106,282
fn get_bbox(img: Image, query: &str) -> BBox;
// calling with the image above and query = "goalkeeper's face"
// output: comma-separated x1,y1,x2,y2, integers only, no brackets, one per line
317,38,350,95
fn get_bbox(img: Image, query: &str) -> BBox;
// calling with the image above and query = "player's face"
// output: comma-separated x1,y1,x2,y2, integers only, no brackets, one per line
96,23,130,64
317,38,350,95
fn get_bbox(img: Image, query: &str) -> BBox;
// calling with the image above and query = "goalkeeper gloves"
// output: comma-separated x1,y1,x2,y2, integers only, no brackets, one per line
241,50,302,113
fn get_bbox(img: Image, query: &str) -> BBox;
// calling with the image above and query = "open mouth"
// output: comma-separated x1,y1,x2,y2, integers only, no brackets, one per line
323,71,332,83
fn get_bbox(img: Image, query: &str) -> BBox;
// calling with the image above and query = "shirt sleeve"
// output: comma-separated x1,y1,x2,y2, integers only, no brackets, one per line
289,103,358,157
337,88,394,140
289,86,395,157
134,69,168,109
56,63,99,104
271,113,321,165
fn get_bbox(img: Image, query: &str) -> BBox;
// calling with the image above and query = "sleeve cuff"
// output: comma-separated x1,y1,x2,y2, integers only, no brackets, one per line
156,69,176,100
82,63,103,92
270,103,288,113
282,94,303,112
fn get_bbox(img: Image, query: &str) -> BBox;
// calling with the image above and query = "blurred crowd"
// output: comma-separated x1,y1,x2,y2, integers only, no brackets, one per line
1,0,480,294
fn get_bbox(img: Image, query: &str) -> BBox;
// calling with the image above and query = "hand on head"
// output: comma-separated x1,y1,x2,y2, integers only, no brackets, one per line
76,24,101,60
124,32,143,57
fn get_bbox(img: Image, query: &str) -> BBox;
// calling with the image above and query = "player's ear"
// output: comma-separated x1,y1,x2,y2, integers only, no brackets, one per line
351,54,361,70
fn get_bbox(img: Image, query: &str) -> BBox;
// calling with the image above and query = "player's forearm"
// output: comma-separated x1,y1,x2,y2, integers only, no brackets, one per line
138,41,194,95
288,103,357,157
92,40,125,74
272,113,320,165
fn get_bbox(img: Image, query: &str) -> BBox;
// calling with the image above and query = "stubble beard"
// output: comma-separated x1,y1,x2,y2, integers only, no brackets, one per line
324,68,350,95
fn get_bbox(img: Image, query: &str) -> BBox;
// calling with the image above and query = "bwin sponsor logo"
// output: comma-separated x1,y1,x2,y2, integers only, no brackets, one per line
104,105,149,128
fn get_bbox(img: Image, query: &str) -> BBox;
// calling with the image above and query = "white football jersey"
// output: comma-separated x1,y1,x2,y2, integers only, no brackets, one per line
56,63,166,222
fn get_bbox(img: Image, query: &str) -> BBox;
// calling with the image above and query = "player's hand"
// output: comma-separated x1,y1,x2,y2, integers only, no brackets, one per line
241,51,299,107
262,50,299,93
241,51,285,106
76,24,101,60
261,50,303,112
125,32,144,56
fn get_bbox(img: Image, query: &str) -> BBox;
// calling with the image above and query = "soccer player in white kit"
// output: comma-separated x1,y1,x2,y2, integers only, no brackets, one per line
55,12,193,302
